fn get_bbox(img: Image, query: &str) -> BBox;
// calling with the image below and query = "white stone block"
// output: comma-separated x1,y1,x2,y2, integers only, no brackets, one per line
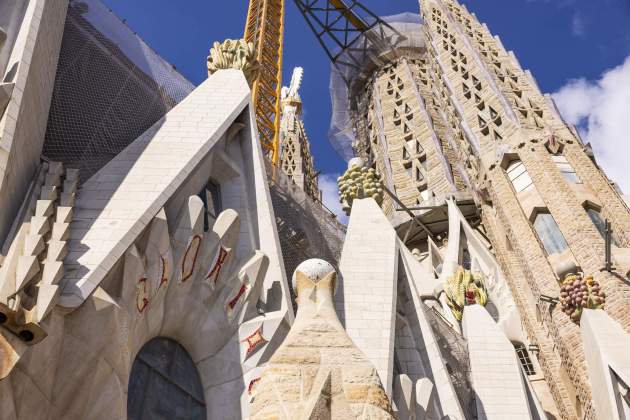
394,374,414,418
55,206,73,223
339,198,398,395
463,305,533,420
35,283,59,322
46,240,67,262
35,199,54,217
39,186,58,201
29,216,49,236
23,234,45,257
581,309,630,420
15,255,39,293
51,222,69,241
0,82,14,118
415,378,435,420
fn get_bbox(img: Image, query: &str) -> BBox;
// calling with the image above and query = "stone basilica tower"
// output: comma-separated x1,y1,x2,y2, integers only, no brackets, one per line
332,0,630,418
1,0,629,419
279,67,321,202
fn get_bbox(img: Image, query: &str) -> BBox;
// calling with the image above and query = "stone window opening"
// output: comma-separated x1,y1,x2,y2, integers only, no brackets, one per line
513,343,536,376
478,115,489,135
419,156,428,172
416,141,424,155
457,229,472,270
462,82,471,99
506,159,534,193
533,211,569,256
551,155,581,184
199,179,222,232
415,167,424,183
404,161,413,179
489,106,502,126
474,94,484,110
472,75,482,91
584,205,619,246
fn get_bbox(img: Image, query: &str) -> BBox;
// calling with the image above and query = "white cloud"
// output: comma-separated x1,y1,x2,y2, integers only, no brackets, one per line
571,12,586,37
318,173,348,225
552,54,630,193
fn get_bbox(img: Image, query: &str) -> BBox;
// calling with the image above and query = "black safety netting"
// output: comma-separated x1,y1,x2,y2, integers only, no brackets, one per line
328,13,424,160
266,160,346,310
43,0,194,182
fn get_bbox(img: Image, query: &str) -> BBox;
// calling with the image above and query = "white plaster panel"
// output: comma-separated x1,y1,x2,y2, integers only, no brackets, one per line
0,0,67,248
399,242,467,419
463,305,533,420
339,198,398,395
581,309,630,420
60,71,251,308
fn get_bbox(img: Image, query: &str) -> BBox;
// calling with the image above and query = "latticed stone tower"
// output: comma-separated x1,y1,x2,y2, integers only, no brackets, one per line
341,0,630,418
279,67,321,202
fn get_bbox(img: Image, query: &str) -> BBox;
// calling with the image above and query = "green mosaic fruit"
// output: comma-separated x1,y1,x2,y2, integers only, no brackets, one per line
443,266,488,321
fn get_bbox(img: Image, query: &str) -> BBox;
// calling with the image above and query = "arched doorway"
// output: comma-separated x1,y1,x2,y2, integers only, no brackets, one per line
128,337,206,420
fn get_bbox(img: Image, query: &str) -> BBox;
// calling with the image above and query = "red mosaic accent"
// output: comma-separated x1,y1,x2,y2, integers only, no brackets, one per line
181,235,202,283
206,247,228,284
241,326,267,356
136,278,149,313
159,255,169,287
248,377,261,395
465,290,476,305
227,283,248,311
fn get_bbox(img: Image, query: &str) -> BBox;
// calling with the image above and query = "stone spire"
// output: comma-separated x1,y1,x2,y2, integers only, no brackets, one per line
278,67,321,201
250,259,394,419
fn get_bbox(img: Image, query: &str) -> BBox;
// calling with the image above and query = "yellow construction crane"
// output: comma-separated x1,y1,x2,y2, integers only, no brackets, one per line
243,0,393,165
244,0,285,165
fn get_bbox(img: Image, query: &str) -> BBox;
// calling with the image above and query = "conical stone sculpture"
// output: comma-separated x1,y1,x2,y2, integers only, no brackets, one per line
250,259,394,419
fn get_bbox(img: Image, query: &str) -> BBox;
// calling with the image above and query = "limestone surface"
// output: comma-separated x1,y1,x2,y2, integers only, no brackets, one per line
251,260,395,419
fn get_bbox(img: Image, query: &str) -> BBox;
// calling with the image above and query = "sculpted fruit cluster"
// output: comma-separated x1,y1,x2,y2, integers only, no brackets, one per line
443,267,488,321
559,273,605,323
337,164,384,215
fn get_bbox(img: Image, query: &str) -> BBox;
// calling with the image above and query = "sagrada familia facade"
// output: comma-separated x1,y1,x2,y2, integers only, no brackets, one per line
0,0,629,419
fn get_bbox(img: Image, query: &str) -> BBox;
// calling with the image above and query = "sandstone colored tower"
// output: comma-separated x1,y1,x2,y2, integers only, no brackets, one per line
336,0,630,418
251,259,394,419
1,1,629,419
279,67,321,202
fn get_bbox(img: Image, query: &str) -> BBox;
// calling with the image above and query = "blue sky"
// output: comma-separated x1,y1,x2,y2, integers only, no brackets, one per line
103,0,630,201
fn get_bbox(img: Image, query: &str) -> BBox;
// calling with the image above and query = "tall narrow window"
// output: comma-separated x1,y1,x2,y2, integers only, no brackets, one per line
506,160,533,193
533,212,569,255
552,155,581,183
586,207,618,245
199,180,222,232
514,343,536,376
415,167,424,182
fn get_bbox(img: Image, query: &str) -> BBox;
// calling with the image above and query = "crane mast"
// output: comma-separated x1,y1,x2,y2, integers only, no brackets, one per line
242,0,396,164
244,0,285,164
293,0,403,85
